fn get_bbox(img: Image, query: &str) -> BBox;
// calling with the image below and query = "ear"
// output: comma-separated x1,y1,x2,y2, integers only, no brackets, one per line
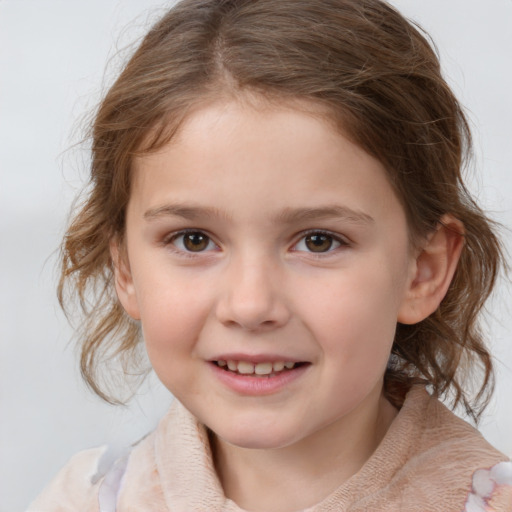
110,239,141,321
397,214,464,325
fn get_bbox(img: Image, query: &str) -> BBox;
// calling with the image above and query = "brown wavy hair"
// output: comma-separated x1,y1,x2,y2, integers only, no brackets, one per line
59,0,504,419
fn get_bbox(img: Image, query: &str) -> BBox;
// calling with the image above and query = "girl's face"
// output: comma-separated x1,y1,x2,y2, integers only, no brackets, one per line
118,99,417,450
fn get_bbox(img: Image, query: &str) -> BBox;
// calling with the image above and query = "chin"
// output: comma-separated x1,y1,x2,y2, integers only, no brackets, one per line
221,434,290,451
213,422,303,451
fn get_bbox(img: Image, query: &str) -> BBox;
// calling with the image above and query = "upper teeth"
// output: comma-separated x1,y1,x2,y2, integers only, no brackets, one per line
217,360,296,375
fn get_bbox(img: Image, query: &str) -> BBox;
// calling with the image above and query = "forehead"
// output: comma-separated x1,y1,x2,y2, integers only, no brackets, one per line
129,98,406,231
137,93,349,159
134,96,357,182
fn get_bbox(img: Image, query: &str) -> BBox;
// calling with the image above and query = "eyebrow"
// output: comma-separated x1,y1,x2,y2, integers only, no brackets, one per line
143,203,374,225
275,205,374,225
144,204,230,221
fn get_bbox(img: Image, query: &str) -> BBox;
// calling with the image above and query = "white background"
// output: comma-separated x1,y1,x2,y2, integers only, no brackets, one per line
1,1,511,510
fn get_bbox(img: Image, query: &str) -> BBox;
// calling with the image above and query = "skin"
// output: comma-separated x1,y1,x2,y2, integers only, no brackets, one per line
113,98,463,511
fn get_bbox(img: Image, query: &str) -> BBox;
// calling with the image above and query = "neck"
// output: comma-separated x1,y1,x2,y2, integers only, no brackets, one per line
211,390,398,512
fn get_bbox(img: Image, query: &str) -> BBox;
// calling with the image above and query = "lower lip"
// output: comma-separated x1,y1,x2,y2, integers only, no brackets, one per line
209,362,310,396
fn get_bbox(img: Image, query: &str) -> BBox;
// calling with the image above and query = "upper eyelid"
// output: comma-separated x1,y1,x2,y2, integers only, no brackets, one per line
292,229,350,245
163,229,220,252
165,228,215,242
161,228,350,250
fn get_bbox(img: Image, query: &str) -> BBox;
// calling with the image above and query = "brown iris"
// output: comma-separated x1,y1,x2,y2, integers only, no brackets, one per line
183,232,210,251
305,234,334,252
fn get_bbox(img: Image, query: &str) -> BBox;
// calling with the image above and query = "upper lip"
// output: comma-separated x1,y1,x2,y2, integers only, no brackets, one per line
210,353,307,364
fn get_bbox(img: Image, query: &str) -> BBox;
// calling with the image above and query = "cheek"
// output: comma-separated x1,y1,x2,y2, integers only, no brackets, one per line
133,271,212,369
300,258,406,362
140,298,207,395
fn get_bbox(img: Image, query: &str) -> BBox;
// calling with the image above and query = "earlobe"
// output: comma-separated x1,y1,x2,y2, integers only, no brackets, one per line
110,240,141,321
397,214,464,325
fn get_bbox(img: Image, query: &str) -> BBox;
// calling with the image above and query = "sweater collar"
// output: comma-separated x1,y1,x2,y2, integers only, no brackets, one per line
155,387,431,511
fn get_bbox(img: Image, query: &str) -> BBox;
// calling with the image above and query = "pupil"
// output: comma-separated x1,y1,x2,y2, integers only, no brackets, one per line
306,234,332,252
184,232,209,251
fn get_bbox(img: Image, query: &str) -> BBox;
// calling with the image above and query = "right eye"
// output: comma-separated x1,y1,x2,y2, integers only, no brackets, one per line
169,231,218,253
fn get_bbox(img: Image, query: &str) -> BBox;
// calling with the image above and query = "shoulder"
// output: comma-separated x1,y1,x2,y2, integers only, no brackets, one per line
394,387,507,465
415,390,507,468
27,446,105,512
465,461,512,512
26,405,179,512
387,387,510,510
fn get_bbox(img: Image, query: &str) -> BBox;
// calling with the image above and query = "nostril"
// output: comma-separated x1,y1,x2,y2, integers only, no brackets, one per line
214,283,291,330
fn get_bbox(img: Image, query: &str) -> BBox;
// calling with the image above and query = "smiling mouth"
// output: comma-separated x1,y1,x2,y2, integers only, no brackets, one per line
214,360,307,377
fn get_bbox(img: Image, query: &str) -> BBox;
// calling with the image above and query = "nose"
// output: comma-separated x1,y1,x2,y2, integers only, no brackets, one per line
215,254,291,332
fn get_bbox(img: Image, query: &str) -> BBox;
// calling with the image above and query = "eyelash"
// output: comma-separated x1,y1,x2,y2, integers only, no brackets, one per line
163,229,220,257
163,229,350,257
291,229,350,255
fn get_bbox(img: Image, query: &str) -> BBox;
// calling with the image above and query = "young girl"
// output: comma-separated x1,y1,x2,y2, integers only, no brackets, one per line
29,0,512,510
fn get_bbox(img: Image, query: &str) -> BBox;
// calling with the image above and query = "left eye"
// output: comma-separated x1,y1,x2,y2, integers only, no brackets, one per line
293,232,343,253
170,231,217,252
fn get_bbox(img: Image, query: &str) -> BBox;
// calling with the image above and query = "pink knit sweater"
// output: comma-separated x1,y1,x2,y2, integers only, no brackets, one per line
29,387,512,511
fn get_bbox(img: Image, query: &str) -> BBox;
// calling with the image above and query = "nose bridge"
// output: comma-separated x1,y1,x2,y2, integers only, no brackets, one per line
216,247,289,330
